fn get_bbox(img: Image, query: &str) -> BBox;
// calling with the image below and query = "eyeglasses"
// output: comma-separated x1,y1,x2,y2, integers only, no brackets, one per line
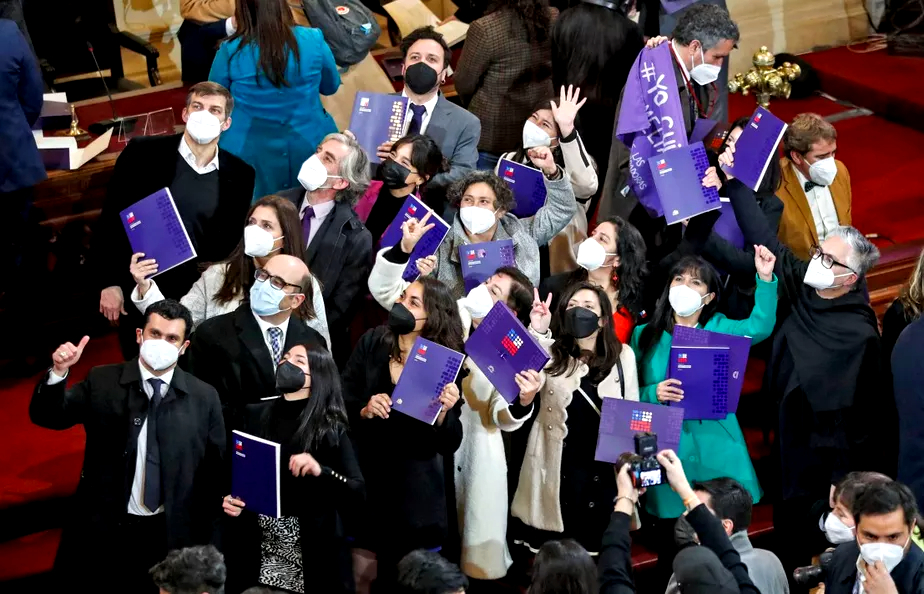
254,268,302,291
809,246,855,272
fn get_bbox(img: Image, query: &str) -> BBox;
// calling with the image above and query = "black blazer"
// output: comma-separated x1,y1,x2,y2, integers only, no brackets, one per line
90,133,255,297
825,539,924,594
29,360,226,579
278,188,373,350
223,400,365,594
185,304,327,432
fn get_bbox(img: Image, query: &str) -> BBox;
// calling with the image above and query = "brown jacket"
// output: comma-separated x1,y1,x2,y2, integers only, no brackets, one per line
777,158,852,260
454,7,559,154
180,0,308,25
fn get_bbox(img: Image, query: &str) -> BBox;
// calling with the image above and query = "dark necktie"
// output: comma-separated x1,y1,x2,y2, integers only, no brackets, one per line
302,205,315,247
407,104,427,136
804,181,824,193
144,378,165,512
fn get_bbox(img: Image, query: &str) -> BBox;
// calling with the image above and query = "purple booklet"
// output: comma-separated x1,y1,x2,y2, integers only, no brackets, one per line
120,188,197,278
594,399,685,464
714,198,745,249
667,346,731,420
231,430,281,518
660,0,699,14
498,159,547,218
379,195,451,281
464,301,550,403
721,107,787,191
392,337,465,425
648,141,721,225
349,92,408,164
459,240,515,293
671,325,752,415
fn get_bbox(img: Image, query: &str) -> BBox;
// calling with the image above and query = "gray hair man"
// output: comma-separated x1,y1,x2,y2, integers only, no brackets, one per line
278,132,374,367
150,545,227,594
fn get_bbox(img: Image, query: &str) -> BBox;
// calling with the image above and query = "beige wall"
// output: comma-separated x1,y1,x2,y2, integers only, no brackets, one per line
726,0,869,75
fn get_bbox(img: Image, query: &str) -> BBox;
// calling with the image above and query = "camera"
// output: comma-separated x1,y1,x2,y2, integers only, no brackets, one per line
793,550,835,588
630,432,663,488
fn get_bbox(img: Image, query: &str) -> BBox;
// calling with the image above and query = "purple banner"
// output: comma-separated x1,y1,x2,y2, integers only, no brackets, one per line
660,0,700,14
616,43,688,218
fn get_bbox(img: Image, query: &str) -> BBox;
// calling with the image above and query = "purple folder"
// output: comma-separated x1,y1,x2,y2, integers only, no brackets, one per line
721,106,787,191
349,92,408,164
464,301,550,403
459,240,515,293
714,199,745,250
120,188,197,278
648,141,721,225
668,346,731,420
231,430,281,518
671,325,752,416
392,337,465,425
498,159,547,218
380,195,450,281
594,399,685,464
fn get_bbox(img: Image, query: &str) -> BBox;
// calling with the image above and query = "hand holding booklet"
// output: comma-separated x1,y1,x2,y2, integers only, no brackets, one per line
594,399,685,464
120,188,197,277
231,430,281,518
671,325,752,417
379,195,450,281
498,158,547,218
349,92,408,164
459,240,515,293
391,337,465,424
648,141,721,225
720,106,787,191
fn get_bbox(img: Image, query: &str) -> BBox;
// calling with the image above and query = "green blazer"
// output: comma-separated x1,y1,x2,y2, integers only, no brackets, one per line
630,275,778,518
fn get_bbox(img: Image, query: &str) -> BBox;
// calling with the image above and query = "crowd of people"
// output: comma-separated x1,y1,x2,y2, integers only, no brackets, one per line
6,0,924,592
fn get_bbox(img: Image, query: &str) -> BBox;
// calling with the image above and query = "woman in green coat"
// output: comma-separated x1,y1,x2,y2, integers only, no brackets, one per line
630,250,778,522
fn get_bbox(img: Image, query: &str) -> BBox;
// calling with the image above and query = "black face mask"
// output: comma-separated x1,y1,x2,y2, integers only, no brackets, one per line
381,158,412,189
388,303,422,335
404,62,439,95
275,360,307,394
563,307,600,339
674,515,699,548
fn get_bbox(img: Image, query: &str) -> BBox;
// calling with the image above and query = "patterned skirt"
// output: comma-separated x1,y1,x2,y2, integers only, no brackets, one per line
257,515,304,593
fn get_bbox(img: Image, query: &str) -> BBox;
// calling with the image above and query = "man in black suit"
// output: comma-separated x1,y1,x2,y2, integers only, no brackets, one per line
186,254,327,434
30,300,225,594
91,81,255,360
278,133,373,367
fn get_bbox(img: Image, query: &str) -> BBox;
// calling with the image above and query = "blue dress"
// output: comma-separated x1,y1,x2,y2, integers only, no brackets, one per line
209,27,341,198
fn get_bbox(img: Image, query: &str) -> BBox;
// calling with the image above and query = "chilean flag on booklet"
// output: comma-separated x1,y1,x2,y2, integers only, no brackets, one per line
231,430,281,518
671,325,752,416
459,240,515,293
497,158,547,218
464,301,550,403
379,195,450,281
391,337,465,425
120,188,197,278
648,141,721,225
721,106,787,191
348,92,409,164
594,399,685,464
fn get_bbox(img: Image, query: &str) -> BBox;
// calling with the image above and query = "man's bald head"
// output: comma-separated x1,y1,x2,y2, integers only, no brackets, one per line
260,254,313,318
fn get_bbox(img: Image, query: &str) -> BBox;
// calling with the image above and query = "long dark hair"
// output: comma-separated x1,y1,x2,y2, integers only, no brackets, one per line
547,282,622,384
386,276,466,363
528,539,597,594
496,265,534,326
494,0,553,44
551,4,643,103
228,0,299,87
391,134,448,186
725,116,782,194
638,256,721,355
213,195,314,320
565,216,648,319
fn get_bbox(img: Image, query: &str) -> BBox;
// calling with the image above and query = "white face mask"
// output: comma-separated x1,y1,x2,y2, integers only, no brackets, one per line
803,257,853,291
669,284,706,318
860,539,909,574
461,283,496,319
690,44,721,86
459,206,497,235
808,156,838,186
185,110,223,144
576,238,617,272
243,225,282,258
298,154,341,192
522,120,554,149
140,338,181,372
824,512,856,545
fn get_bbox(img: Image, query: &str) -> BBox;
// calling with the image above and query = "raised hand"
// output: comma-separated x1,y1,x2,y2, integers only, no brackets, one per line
526,146,557,177
656,378,684,403
646,35,669,48
130,252,158,296
289,453,322,477
529,288,553,335
100,286,126,324
222,495,245,517
754,244,776,281
362,393,392,420
376,140,395,162
514,369,541,406
701,166,722,191
657,449,695,502
718,141,735,176
550,85,586,138
438,382,460,412
51,335,90,377
400,210,435,254
416,254,437,277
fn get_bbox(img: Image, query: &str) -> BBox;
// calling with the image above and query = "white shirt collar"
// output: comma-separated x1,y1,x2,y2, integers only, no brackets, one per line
137,358,175,396
178,136,220,175
300,195,337,219
402,89,440,118
671,39,692,81
792,162,810,187
252,308,291,337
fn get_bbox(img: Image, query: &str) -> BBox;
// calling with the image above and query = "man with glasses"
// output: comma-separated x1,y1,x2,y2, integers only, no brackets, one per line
718,176,893,577
186,254,326,436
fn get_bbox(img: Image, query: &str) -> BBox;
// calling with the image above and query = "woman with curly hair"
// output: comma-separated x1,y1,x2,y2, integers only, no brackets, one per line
454,0,558,169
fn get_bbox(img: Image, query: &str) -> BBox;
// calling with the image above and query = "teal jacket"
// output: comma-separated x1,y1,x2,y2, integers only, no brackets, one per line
630,274,778,518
